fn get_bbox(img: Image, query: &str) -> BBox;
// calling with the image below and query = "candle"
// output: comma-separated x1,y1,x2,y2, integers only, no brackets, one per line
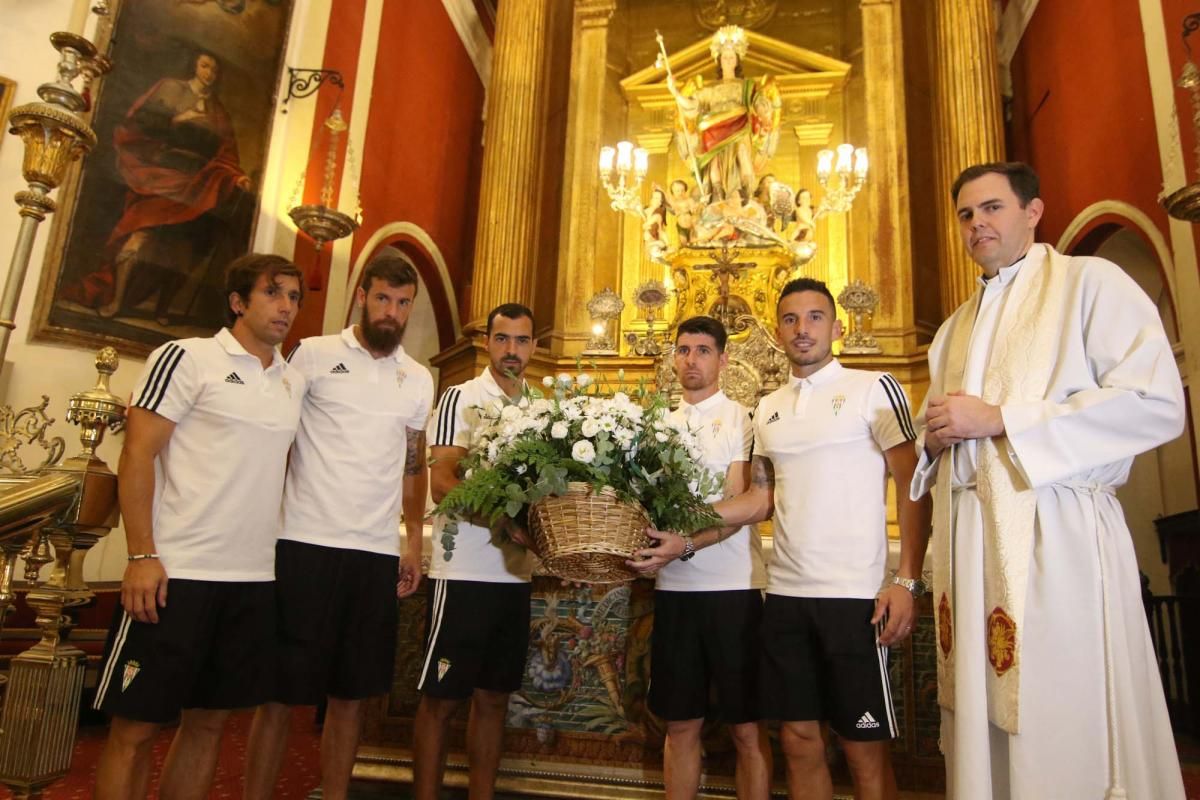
835,143,854,175
816,149,834,181
634,147,649,177
599,146,615,173
616,141,633,172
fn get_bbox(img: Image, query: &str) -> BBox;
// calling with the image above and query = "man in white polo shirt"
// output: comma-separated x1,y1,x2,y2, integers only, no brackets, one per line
627,315,772,800
243,254,434,800
413,303,536,800
707,278,931,800
93,253,305,800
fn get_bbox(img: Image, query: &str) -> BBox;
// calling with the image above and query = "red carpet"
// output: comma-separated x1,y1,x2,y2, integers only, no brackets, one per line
0,708,322,799
6,710,1200,799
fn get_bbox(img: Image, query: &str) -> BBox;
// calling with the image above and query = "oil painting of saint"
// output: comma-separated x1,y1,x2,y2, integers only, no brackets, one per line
34,0,292,355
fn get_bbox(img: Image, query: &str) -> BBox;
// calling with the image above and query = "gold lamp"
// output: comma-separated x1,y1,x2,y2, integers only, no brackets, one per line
287,101,361,288
1164,13,1200,222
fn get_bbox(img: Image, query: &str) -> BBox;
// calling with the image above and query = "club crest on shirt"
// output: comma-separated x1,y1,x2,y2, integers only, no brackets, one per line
832,394,846,415
437,657,451,681
397,368,407,389
281,376,293,398
121,659,141,692
710,418,722,436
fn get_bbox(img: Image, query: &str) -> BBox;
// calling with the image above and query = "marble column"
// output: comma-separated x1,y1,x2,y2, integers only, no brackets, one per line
930,0,1005,315
548,0,618,356
466,0,553,331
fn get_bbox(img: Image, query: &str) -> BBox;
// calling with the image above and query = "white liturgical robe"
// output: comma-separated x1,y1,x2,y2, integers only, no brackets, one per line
912,244,1186,799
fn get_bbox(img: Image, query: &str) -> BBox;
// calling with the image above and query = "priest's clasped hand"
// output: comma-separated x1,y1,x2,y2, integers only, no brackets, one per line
924,390,1005,456
626,527,686,575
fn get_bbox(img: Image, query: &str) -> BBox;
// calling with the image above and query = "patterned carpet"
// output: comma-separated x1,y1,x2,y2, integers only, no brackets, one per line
0,708,322,800
4,712,1200,799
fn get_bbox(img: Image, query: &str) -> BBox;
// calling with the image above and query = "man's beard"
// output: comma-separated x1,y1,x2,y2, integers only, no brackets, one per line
362,316,404,354
494,357,525,379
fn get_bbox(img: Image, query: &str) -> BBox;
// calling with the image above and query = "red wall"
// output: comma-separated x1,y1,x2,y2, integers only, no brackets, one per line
287,0,486,347
1009,0,1171,247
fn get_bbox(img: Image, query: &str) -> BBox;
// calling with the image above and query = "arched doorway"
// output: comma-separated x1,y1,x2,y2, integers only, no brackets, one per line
1070,224,1195,596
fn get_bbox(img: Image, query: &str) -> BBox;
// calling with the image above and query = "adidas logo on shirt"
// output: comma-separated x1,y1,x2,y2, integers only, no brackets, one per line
766,411,781,425
224,372,244,385
330,363,350,374
856,712,881,729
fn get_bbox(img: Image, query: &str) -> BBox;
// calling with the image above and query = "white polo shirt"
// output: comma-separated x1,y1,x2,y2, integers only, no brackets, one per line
657,391,766,592
131,328,304,582
280,328,434,556
427,368,533,583
753,359,915,599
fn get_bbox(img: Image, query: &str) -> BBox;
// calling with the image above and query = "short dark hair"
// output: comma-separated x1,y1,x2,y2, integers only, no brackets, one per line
486,303,535,336
360,252,419,295
777,277,836,315
670,179,688,193
951,161,1040,207
224,253,303,324
676,315,727,352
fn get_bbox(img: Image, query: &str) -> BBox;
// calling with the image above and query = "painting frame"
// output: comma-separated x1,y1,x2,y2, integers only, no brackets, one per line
30,0,294,358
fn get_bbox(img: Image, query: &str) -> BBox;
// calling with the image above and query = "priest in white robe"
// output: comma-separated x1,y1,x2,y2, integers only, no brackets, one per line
912,161,1186,800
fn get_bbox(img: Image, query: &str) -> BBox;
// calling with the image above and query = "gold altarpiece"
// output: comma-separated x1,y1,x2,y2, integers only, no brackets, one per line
358,0,1009,795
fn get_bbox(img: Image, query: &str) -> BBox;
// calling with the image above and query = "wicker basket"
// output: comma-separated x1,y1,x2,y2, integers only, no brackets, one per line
528,482,651,583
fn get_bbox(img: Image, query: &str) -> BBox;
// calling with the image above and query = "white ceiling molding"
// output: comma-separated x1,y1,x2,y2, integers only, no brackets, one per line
441,0,492,87
996,0,1040,97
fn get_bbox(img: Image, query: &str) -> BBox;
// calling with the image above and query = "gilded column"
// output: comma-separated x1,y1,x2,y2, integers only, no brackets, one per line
549,0,617,356
466,0,553,331
930,0,1005,315
859,0,917,354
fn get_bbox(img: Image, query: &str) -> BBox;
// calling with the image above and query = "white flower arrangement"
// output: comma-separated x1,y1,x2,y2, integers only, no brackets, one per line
436,371,721,560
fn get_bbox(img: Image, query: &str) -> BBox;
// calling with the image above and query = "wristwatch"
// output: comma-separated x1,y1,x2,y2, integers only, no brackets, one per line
679,535,696,562
891,575,927,597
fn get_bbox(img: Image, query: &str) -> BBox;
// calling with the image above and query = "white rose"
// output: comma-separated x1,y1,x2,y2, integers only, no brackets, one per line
581,419,600,438
557,373,573,387
551,421,569,439
500,405,523,422
563,404,582,420
572,440,596,464
577,373,593,388
613,392,629,404
655,431,669,443
543,375,555,388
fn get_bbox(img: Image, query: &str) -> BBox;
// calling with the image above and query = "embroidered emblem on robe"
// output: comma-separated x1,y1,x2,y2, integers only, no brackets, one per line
938,593,953,657
987,606,1017,675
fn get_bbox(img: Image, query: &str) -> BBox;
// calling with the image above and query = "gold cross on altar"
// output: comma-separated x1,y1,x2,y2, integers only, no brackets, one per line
696,247,756,328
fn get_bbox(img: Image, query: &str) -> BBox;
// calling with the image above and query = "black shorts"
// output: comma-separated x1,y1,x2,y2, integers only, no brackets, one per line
760,595,897,741
418,578,531,699
92,579,275,724
273,539,400,705
648,589,763,724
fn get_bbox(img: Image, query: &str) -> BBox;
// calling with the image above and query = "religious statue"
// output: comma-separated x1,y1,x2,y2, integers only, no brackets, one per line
666,26,781,204
642,185,671,262
666,179,700,244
